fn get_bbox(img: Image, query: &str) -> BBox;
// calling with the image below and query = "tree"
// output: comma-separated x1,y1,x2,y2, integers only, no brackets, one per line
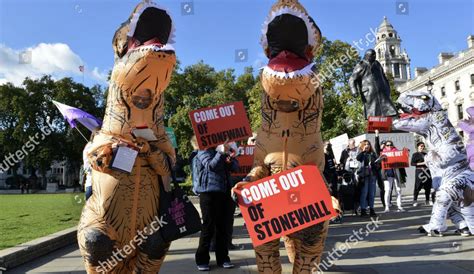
314,38,365,140
167,62,257,158
0,76,105,188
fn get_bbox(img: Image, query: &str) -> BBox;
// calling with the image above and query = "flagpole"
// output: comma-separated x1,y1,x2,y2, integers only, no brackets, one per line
75,127,89,142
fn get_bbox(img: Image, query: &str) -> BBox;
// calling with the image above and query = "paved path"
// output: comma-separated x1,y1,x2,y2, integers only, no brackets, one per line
6,197,474,273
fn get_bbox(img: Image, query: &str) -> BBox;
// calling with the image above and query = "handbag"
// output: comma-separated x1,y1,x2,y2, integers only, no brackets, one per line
157,159,202,243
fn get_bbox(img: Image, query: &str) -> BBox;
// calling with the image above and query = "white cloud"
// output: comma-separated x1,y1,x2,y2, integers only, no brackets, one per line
0,43,108,86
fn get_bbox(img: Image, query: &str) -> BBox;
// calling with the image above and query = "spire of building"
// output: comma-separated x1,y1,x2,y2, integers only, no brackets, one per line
374,16,411,86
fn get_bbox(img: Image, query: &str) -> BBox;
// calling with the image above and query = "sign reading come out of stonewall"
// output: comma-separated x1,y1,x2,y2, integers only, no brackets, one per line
189,101,252,150
233,165,337,247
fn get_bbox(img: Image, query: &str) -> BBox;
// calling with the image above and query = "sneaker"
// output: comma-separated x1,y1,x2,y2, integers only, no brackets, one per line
456,227,472,237
369,209,377,217
397,207,405,212
220,262,235,269
228,243,238,250
197,265,210,271
429,201,434,206
427,230,444,237
418,226,427,234
383,208,390,213
360,209,368,217
413,202,418,207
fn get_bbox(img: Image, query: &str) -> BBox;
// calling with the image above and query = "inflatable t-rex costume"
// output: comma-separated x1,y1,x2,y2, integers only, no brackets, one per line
458,106,474,170
393,91,474,235
77,2,176,273
235,1,336,273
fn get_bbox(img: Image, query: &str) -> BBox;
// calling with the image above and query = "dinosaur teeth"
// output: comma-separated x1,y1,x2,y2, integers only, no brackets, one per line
262,63,315,79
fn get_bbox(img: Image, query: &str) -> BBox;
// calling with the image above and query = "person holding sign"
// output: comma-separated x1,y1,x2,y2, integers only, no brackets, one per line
194,143,239,271
382,141,407,212
356,140,382,217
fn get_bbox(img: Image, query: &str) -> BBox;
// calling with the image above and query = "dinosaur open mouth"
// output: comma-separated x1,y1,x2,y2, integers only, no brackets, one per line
126,4,175,54
398,107,428,120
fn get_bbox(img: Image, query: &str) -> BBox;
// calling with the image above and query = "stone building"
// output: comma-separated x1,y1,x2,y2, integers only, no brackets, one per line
397,35,474,133
375,16,411,86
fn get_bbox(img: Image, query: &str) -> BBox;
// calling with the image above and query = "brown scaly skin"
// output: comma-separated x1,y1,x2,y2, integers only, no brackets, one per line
234,1,338,273
77,2,176,273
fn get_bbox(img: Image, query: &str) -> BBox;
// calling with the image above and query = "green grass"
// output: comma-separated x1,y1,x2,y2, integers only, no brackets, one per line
0,193,84,250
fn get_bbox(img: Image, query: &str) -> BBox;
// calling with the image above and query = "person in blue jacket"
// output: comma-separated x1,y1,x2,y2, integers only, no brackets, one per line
193,141,239,271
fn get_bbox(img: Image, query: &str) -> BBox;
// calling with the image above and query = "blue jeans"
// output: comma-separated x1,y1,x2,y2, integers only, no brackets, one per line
360,175,376,209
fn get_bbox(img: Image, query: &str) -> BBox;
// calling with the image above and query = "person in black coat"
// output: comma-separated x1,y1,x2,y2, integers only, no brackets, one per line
374,130,386,208
411,142,435,206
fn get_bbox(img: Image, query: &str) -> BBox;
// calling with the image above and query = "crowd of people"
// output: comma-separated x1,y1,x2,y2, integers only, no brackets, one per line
324,130,435,219
187,131,438,270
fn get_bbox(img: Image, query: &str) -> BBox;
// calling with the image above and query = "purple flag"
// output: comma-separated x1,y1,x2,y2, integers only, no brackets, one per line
52,100,102,132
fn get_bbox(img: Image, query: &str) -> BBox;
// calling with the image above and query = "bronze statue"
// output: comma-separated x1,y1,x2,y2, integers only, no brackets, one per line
349,49,398,119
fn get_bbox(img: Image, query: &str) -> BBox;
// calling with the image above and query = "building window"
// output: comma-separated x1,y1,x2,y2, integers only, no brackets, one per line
455,80,460,91
458,104,464,120
390,45,396,56
471,74,474,85
393,63,400,78
389,33,393,38
441,86,446,97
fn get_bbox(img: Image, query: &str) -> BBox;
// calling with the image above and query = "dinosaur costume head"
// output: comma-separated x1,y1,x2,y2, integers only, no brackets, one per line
110,1,176,108
393,91,443,134
260,0,322,112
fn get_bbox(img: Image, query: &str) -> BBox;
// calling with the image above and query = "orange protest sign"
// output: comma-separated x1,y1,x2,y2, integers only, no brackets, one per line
189,101,252,150
232,145,255,177
381,149,410,169
367,116,392,133
233,165,337,247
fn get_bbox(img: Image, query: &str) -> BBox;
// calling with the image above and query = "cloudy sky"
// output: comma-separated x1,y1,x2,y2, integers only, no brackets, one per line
0,0,473,87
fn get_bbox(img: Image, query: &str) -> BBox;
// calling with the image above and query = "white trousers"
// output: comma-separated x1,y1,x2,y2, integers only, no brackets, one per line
384,177,402,209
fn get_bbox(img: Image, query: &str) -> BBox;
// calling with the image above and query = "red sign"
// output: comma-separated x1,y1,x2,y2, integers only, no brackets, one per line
367,116,392,133
232,145,255,176
381,149,410,169
189,101,252,150
233,165,337,247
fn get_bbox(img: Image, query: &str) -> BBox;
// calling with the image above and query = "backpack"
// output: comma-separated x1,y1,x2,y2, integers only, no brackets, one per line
191,153,203,194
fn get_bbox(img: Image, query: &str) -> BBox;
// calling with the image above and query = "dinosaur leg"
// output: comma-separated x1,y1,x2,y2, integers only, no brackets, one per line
78,225,123,273
255,239,282,274
135,231,171,273
460,203,474,234
447,202,468,230
425,178,464,232
290,221,329,274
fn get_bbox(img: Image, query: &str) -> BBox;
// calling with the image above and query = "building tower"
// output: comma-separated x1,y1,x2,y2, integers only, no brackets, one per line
374,16,411,86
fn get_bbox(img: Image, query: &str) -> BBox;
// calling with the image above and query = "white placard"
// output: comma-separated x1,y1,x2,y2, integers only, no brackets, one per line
330,133,349,164
111,146,138,173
